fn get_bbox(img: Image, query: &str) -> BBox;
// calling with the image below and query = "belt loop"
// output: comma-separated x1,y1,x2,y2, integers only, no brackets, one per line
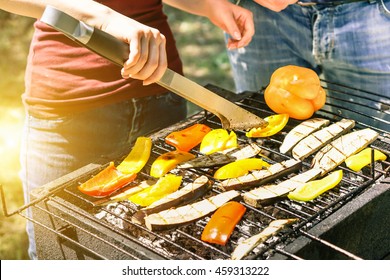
367,0,377,4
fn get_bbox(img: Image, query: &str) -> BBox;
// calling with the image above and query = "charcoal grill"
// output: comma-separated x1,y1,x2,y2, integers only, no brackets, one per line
1,82,389,260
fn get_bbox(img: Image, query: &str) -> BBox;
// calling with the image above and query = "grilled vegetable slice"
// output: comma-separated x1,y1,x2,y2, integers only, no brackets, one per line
199,129,238,155
288,170,343,202
279,118,330,154
144,190,240,231
242,168,322,207
201,201,246,246
178,143,261,169
117,137,152,174
78,162,137,198
214,158,270,180
165,123,211,152
128,174,182,207
345,148,387,172
231,218,298,260
312,128,379,175
218,159,301,191
150,150,195,178
132,175,210,224
292,119,355,160
246,114,289,138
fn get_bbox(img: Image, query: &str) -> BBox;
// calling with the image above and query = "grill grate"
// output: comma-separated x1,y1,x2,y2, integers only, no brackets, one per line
1,83,389,260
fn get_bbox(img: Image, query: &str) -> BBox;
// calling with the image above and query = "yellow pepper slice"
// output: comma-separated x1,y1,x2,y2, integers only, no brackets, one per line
288,170,343,202
199,129,238,155
214,158,270,180
150,150,195,178
129,174,182,207
117,137,152,174
246,114,289,138
345,148,387,172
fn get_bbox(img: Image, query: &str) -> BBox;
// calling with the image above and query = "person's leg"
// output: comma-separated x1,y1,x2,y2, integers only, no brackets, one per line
20,92,186,259
317,1,390,130
226,1,320,93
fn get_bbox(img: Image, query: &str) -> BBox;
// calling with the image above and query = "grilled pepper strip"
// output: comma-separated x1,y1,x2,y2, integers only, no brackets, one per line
150,150,195,178
78,162,137,198
129,174,182,207
246,114,289,138
214,158,270,180
287,170,343,202
345,148,387,172
165,124,212,152
201,201,246,246
117,137,152,174
199,129,238,155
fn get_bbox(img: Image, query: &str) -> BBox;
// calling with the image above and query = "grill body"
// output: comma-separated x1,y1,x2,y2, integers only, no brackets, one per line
25,84,389,260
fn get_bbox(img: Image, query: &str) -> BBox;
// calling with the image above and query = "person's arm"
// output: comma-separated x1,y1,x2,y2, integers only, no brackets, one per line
0,0,167,85
163,0,254,49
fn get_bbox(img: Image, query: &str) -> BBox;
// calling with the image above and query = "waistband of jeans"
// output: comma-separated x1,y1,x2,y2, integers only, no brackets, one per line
297,0,376,6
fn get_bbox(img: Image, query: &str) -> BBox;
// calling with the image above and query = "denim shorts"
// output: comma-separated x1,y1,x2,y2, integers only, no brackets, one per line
226,0,390,130
20,92,186,259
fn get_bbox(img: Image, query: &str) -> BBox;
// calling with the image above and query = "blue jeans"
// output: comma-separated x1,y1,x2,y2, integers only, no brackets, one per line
20,93,186,259
227,0,390,131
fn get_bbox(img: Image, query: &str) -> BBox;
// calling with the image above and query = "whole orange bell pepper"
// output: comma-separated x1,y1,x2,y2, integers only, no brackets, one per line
264,65,326,120
165,123,212,152
201,201,246,245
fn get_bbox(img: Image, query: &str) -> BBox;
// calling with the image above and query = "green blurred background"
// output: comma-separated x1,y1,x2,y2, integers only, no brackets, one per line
0,5,234,259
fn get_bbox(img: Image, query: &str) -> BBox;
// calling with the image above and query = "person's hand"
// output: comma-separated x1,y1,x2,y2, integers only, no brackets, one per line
253,0,298,12
205,0,254,49
102,17,168,85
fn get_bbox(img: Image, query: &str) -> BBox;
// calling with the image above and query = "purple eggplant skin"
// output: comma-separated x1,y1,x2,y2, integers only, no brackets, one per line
132,176,211,225
218,159,302,192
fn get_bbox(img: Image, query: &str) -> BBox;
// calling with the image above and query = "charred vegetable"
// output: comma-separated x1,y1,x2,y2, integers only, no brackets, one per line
165,123,211,152
279,118,330,154
242,168,322,207
128,174,182,207
150,150,195,178
231,218,298,260
214,158,270,180
218,159,301,191
199,129,238,155
132,175,210,224
345,148,387,172
288,170,343,202
144,190,240,231
117,137,152,174
201,201,246,246
78,162,137,198
178,143,261,169
246,114,289,138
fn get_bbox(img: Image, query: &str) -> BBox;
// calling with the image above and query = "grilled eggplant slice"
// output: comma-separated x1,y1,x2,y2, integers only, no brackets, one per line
177,143,261,169
292,119,355,160
242,168,322,207
279,118,330,154
132,175,211,224
231,218,298,260
312,128,379,175
144,190,240,231
218,159,301,191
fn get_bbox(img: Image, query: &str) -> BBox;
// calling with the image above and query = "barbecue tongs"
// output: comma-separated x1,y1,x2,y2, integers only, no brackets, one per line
40,6,268,131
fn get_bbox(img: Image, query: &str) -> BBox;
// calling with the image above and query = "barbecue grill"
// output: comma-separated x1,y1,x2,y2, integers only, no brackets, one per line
1,82,389,260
